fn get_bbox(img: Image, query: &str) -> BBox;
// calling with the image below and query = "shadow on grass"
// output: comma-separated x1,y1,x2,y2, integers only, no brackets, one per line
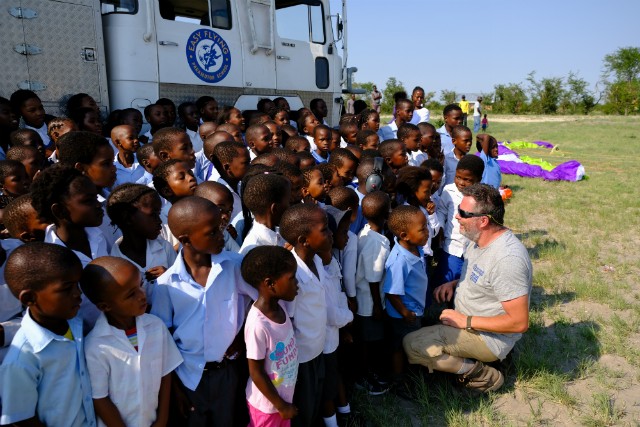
526,238,565,260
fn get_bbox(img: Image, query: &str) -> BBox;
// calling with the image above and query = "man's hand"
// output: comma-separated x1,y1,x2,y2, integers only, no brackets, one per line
433,280,458,303
439,309,466,329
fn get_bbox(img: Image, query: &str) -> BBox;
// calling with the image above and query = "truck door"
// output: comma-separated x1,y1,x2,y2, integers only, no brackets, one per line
274,0,331,93
154,0,243,88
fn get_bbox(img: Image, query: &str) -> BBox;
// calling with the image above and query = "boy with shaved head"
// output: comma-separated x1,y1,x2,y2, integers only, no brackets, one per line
82,256,182,427
151,197,256,426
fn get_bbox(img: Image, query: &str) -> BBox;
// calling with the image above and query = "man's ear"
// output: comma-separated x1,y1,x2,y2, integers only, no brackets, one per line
18,289,37,306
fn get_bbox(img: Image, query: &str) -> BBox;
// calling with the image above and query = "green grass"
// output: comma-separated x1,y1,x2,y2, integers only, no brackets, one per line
361,115,640,425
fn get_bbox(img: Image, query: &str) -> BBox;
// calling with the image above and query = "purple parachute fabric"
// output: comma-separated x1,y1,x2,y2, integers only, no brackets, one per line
493,141,585,182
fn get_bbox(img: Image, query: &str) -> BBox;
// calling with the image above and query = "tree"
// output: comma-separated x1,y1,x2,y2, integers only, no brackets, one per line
493,83,527,114
381,77,406,115
527,71,565,114
604,47,640,83
440,90,457,106
564,72,598,115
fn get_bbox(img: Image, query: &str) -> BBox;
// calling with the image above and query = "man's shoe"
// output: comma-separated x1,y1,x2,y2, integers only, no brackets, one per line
458,361,504,393
355,377,389,396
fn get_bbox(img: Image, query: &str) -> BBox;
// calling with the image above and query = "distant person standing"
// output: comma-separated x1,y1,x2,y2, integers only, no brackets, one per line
459,95,470,127
371,85,382,113
473,96,483,133
346,94,356,115
481,114,488,131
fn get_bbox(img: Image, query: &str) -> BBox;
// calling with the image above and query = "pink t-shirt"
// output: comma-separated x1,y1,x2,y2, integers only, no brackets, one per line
245,303,298,414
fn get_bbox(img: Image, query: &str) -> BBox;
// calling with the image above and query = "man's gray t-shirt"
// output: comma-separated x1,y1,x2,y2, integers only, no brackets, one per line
454,230,532,359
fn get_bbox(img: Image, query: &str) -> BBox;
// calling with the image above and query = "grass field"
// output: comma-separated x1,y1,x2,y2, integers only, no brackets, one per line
354,115,640,426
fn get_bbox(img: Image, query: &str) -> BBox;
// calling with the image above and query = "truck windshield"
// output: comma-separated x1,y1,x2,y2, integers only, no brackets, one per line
101,0,137,14
275,0,325,44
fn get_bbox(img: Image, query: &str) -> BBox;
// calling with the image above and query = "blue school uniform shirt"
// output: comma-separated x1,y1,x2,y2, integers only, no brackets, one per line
312,149,329,164
437,124,454,153
150,250,256,391
0,312,96,426
479,151,501,189
383,240,429,318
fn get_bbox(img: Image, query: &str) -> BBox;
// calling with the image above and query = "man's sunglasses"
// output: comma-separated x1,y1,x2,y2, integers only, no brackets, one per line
458,207,503,226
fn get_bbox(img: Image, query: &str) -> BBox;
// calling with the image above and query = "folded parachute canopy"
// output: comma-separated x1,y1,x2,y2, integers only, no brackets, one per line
496,140,585,182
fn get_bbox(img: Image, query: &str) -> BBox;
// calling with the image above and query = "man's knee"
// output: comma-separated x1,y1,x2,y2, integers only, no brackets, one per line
402,327,445,371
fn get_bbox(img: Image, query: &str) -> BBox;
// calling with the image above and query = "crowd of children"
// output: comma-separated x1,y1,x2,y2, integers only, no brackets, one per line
0,88,503,427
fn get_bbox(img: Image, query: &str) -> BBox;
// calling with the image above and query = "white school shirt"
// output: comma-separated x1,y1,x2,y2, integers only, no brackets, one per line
305,134,317,151
410,107,430,124
150,251,255,390
0,313,96,427
113,153,146,187
355,224,390,317
288,251,327,363
159,199,180,248
408,150,428,167
85,313,183,427
143,130,153,143
45,224,109,331
239,222,285,255
97,193,122,251
0,239,24,362
25,122,52,149
436,183,468,257
377,121,398,142
48,150,58,164
331,230,357,298
186,127,204,153
216,176,243,224
322,258,353,354
195,149,212,182
110,236,177,302
136,170,154,186
224,229,241,253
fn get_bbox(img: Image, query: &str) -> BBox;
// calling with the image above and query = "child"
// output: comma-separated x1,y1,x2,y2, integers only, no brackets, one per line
275,162,304,206
239,174,290,254
217,122,244,144
379,139,408,175
196,95,218,123
199,120,218,142
179,102,202,151
301,166,329,205
285,135,311,153
398,123,425,167
66,92,100,116
32,166,109,330
0,242,95,426
330,129,341,151
264,121,283,148
270,107,290,127
312,125,331,164
443,125,473,188
82,256,182,427
435,155,484,287
0,97,18,154
10,89,54,151
416,122,438,161
157,97,177,126
136,143,161,185
7,145,45,181
193,181,241,252
298,112,320,151
296,151,316,170
10,129,46,158
119,108,144,139
0,159,30,198
152,127,196,170
476,134,501,189
378,98,413,142
395,166,440,271
409,86,430,124
317,163,341,191
383,205,430,381
106,184,177,300
279,204,332,427
217,106,246,131
70,107,103,136
327,148,358,187
47,117,78,162
481,114,488,131
355,191,391,394
357,109,380,132
3,194,49,242
151,196,253,426
246,123,274,161
437,104,463,153
241,246,300,426
354,157,396,202
112,124,145,187
338,118,358,146
212,140,251,224
356,130,379,151
319,206,354,427
153,160,197,246
143,104,170,142
0,238,23,363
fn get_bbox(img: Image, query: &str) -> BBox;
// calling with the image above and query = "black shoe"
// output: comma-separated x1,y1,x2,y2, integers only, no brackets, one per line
354,377,389,396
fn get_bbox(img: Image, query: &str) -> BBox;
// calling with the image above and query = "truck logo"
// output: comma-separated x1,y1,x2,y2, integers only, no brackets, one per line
186,29,231,83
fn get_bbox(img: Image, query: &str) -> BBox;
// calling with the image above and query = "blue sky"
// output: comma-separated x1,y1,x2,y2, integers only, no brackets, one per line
332,0,640,98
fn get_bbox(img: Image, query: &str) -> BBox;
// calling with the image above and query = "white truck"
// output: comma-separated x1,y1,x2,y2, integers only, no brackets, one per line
1,0,360,125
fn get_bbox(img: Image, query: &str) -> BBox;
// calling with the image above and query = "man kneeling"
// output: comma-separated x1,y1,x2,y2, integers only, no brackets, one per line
403,183,532,392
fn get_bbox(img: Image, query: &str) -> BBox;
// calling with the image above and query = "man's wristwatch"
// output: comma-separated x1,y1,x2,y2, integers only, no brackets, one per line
466,316,474,332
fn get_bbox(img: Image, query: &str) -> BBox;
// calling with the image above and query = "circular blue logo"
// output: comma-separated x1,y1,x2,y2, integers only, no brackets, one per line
186,29,231,83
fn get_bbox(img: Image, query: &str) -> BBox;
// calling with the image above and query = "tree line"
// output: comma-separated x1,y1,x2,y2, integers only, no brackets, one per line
350,47,640,116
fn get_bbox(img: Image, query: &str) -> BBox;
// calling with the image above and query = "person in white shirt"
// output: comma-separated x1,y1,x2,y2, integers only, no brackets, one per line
151,197,256,426
378,99,413,142
82,257,182,427
437,104,464,154
112,125,145,187
409,86,430,125
473,96,483,133
279,204,332,427
239,174,290,255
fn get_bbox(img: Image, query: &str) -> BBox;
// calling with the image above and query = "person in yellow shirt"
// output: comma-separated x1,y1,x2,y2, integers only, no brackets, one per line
459,95,470,127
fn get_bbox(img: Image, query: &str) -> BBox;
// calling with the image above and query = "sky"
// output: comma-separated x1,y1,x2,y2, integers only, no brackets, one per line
331,0,640,99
